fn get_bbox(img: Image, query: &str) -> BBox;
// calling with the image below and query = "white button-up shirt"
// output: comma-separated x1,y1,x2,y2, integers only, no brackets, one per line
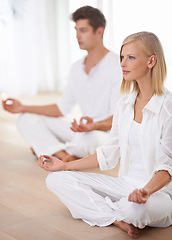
97,90,172,195
57,52,122,121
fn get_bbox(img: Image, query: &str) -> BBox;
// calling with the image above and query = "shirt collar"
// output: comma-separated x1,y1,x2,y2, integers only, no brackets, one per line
123,90,167,114
123,91,138,107
144,91,166,114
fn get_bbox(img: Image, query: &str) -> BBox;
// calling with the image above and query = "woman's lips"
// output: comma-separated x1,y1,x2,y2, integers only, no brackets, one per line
122,70,130,74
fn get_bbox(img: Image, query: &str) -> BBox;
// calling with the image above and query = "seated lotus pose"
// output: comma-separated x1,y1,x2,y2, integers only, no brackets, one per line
38,31,172,238
2,6,121,162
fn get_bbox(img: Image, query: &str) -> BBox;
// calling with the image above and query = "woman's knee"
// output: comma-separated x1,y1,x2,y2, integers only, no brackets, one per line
122,193,172,228
118,198,147,228
46,171,72,192
46,172,61,190
127,202,146,224
146,192,172,227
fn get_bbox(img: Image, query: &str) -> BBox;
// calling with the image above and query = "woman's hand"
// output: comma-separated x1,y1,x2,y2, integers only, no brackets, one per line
70,116,95,132
128,170,171,204
128,188,150,204
38,155,66,172
2,98,24,113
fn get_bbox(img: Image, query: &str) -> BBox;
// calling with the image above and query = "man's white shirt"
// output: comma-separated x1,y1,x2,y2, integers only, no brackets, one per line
58,51,122,121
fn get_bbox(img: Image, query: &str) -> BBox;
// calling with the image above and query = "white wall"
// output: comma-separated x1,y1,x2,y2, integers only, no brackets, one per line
0,0,172,96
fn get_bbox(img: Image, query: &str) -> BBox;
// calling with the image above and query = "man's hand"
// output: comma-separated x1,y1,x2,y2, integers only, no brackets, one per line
70,116,95,132
38,155,66,172
128,188,150,204
2,98,24,113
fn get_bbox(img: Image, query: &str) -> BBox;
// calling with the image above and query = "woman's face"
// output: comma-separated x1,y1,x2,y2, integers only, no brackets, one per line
120,41,152,83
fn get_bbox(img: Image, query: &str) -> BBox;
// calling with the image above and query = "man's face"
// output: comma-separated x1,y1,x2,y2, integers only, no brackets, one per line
75,19,99,51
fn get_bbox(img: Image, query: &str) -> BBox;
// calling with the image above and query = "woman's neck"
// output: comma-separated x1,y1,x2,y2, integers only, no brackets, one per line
136,74,154,101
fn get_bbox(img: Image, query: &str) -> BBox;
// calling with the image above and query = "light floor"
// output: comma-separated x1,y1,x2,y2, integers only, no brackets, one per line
0,93,172,240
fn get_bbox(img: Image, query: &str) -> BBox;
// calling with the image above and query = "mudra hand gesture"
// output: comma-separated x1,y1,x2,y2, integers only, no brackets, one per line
70,116,95,132
38,155,66,172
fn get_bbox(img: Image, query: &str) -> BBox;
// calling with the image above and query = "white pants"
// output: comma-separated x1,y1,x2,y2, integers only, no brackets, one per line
16,113,108,157
46,171,172,229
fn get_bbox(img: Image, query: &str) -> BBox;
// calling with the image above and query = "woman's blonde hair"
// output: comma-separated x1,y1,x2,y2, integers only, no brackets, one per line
120,31,167,95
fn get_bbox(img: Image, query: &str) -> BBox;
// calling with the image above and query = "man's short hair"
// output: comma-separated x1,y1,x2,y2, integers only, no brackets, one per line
72,5,106,31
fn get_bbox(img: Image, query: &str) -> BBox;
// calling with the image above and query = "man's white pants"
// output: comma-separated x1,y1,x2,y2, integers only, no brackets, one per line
46,171,172,229
16,113,108,157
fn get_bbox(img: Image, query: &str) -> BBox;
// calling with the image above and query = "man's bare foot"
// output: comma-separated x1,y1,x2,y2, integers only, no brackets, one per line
113,221,139,238
53,150,68,160
52,150,79,162
62,154,79,162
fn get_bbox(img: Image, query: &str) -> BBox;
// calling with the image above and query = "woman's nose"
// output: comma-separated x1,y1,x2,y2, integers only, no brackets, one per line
120,59,126,67
121,56,128,67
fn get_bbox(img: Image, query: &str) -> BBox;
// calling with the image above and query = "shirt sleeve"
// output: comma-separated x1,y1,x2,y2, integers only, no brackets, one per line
154,96,172,179
96,100,121,171
57,76,76,116
154,115,172,179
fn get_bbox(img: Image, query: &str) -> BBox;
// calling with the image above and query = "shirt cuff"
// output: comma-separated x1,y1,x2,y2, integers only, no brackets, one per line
153,164,172,181
96,147,108,171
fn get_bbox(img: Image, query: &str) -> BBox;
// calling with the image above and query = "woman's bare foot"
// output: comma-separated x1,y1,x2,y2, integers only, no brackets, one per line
62,154,79,162
113,221,139,238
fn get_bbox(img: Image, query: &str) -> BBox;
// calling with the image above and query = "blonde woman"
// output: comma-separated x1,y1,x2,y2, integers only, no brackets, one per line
38,32,172,238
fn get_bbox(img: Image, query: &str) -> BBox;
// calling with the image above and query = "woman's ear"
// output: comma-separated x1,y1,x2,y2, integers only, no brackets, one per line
148,55,157,68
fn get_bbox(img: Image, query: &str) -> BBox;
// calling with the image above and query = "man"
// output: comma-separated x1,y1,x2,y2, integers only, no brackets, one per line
3,6,122,162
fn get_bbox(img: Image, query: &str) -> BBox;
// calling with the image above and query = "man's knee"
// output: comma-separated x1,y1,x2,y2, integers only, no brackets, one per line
16,113,41,133
66,131,106,157
74,133,97,156
17,113,33,130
